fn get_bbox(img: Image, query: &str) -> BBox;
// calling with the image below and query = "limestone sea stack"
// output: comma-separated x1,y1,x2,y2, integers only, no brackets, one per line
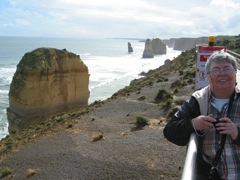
7,48,90,133
128,42,133,53
151,38,167,55
142,39,154,58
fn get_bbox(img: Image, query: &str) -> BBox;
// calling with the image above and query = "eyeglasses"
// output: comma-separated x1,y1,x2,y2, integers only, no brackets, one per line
208,67,235,75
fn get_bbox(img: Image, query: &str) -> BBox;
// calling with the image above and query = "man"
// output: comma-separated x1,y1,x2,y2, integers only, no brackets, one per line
164,51,240,179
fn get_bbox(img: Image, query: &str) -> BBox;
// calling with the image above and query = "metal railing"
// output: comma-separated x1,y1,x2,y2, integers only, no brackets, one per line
227,49,240,70
181,134,198,180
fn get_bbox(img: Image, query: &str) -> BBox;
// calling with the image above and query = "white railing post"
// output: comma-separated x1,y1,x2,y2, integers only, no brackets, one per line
181,133,198,180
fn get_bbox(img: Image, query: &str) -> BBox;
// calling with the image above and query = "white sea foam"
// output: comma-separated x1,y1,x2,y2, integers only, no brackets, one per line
0,109,8,139
84,47,181,103
0,90,8,94
0,67,15,86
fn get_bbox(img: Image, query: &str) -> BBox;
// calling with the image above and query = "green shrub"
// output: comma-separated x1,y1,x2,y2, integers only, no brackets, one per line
164,99,172,107
155,89,173,103
4,139,13,149
173,88,179,94
136,116,148,126
184,70,195,79
1,167,13,177
187,78,194,84
137,96,146,101
171,79,183,89
157,78,164,82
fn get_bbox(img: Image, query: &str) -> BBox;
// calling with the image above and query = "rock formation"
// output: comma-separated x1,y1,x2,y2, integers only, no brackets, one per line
142,39,154,58
164,59,171,65
7,48,90,133
128,42,133,53
151,38,166,55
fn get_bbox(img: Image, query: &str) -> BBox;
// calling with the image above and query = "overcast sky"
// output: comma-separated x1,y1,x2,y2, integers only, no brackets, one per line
0,0,240,39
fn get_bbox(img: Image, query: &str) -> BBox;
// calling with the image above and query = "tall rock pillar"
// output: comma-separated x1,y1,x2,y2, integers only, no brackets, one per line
142,39,154,58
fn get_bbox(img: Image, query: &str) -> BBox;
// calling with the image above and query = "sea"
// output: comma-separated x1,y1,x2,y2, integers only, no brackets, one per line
0,36,182,139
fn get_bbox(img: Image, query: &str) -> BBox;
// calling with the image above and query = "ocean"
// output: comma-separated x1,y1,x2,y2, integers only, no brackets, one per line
0,36,182,139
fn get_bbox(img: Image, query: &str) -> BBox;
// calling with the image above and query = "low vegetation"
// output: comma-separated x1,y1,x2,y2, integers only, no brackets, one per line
155,89,173,103
136,116,148,127
215,35,240,54
1,167,13,178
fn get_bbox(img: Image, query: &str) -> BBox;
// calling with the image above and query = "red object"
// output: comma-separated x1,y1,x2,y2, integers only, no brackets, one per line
198,46,226,53
198,46,226,62
200,55,209,62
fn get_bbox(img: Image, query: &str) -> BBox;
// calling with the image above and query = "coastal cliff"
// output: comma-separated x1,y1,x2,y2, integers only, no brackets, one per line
162,35,240,51
0,35,239,179
7,48,90,133
173,37,208,51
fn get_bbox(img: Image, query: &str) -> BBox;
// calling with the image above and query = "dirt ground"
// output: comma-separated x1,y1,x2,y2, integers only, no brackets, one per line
0,78,188,180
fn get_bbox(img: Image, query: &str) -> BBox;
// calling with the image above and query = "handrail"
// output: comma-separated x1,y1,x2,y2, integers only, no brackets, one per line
181,133,198,180
227,49,240,58
227,50,240,69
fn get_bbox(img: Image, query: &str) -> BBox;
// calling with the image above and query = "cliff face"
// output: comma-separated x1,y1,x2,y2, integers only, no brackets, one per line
7,48,90,132
173,37,208,51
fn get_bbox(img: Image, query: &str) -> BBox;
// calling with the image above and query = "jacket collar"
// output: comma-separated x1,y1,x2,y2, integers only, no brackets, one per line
192,86,240,115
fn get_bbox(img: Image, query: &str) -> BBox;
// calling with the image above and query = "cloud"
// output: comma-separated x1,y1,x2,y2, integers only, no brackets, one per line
210,0,240,8
0,0,239,38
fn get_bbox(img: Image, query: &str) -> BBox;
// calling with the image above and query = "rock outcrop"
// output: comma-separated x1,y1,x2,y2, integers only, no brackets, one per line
128,42,133,53
151,38,166,55
142,39,154,58
7,48,90,133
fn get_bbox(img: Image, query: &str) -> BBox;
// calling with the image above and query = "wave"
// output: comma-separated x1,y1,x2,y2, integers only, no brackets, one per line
0,67,15,86
0,89,9,95
87,47,181,91
0,108,8,138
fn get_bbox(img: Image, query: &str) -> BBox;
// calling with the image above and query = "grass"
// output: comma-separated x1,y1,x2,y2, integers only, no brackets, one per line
1,167,13,177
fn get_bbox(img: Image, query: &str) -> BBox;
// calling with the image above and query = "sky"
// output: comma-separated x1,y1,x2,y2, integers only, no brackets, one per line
0,0,240,39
